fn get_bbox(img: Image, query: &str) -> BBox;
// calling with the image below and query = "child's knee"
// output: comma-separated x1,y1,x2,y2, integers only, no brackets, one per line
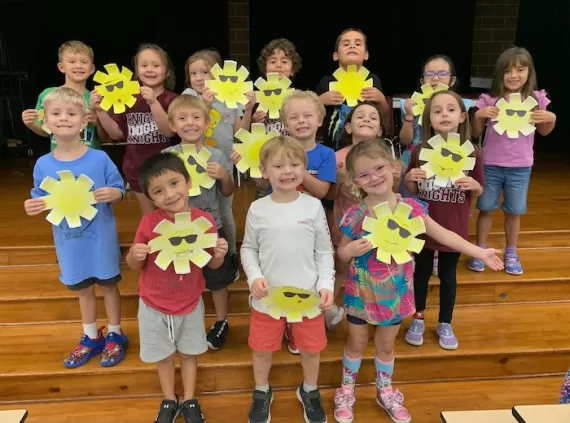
253,350,273,360
77,284,96,297
99,284,119,296
178,352,197,362
299,351,319,360
158,353,176,365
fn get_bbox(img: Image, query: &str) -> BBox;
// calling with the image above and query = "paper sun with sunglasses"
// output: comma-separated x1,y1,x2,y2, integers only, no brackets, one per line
148,212,218,274
205,60,253,109
411,83,449,125
492,92,538,139
93,63,140,114
171,144,216,197
254,73,294,119
260,286,322,322
363,201,426,265
419,133,476,187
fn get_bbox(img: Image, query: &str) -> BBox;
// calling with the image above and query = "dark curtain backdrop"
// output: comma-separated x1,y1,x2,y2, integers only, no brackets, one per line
249,2,477,95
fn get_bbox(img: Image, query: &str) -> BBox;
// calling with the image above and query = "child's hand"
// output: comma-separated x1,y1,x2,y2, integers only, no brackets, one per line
478,248,504,271
530,110,556,124
244,91,256,111
319,289,334,310
476,106,499,120
251,278,269,299
90,90,103,111
86,109,98,124
24,198,46,216
202,88,215,109
455,176,481,191
140,86,157,105
252,110,266,123
94,187,122,203
347,238,373,258
392,161,403,180
361,87,385,103
22,109,39,126
403,99,414,119
231,149,243,165
207,162,229,180
405,168,426,183
213,238,228,259
131,243,151,262
320,90,344,106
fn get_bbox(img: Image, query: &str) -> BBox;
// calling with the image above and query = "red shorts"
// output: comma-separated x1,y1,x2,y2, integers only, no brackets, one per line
248,308,327,353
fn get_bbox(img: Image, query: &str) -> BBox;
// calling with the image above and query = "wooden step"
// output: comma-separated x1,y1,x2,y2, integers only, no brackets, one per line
441,409,516,423
1,303,569,402
0,376,562,422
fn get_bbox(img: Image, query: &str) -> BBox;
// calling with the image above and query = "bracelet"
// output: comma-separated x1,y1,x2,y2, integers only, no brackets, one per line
404,117,414,123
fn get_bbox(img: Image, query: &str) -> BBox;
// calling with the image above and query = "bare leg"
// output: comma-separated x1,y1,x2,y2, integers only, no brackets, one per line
476,210,494,245
134,191,156,215
179,353,198,401
99,284,121,326
78,285,97,324
252,351,273,386
346,322,369,358
300,351,320,385
212,288,229,321
504,212,520,247
156,353,177,401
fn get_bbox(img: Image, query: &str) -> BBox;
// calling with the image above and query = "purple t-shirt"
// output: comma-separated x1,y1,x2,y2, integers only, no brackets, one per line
476,90,550,168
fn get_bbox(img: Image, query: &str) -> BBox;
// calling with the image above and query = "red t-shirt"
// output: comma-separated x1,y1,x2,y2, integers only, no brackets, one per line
407,143,484,253
134,207,217,315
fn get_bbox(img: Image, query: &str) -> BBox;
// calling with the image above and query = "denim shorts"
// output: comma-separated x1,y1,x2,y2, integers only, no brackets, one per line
476,165,532,215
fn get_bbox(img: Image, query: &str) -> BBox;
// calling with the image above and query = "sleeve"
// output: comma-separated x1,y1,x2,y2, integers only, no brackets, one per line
104,154,126,196
313,203,335,293
536,89,551,110
408,198,429,219
182,88,199,96
462,98,472,110
475,93,493,110
472,147,485,187
34,89,48,110
371,74,383,91
339,205,363,240
315,76,329,95
110,107,128,139
220,153,233,178
316,147,337,183
133,214,152,245
400,98,407,121
240,206,264,287
30,162,46,198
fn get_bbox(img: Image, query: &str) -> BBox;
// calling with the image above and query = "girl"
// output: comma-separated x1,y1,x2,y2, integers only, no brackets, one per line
93,43,178,214
332,140,503,423
183,49,254,275
403,90,484,350
468,47,556,275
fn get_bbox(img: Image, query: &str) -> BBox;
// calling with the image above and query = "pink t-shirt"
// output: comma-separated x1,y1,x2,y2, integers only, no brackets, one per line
476,90,550,168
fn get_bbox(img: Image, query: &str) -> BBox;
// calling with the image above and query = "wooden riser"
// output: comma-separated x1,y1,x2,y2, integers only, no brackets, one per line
1,304,569,402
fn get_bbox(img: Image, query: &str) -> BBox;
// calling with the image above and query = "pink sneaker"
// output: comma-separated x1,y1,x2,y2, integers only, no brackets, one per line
376,386,411,423
284,324,300,355
334,385,355,423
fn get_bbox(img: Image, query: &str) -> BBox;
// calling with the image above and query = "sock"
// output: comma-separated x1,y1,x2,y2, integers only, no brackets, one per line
505,245,517,256
303,381,318,392
255,384,270,393
107,324,121,335
375,357,394,388
413,311,424,320
83,322,98,340
342,350,362,386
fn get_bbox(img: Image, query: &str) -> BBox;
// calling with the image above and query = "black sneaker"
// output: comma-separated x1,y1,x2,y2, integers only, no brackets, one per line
248,387,273,423
154,397,179,423
296,384,327,423
207,319,228,350
180,399,206,423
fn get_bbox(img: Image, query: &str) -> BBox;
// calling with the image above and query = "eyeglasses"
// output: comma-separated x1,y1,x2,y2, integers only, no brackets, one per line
387,219,411,238
283,292,311,299
505,109,527,117
219,75,238,83
168,234,197,246
440,147,463,162
423,71,451,79
354,165,388,184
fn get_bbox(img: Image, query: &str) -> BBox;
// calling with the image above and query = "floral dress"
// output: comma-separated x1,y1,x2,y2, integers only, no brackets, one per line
339,198,428,325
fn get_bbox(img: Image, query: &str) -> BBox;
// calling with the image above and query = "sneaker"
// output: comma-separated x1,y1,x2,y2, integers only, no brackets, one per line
376,386,411,423
207,319,228,350
63,328,105,368
100,331,128,367
437,323,458,350
180,399,206,423
404,319,424,347
248,387,273,423
432,252,439,276
325,304,345,332
285,324,300,355
505,254,523,275
333,385,355,423
296,384,327,423
468,257,485,272
125,182,131,191
154,397,179,423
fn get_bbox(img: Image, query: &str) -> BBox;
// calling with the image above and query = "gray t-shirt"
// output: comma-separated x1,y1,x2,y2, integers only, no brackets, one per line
162,144,232,229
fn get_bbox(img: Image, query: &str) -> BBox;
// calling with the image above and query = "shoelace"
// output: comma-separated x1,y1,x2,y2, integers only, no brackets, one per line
381,389,405,412
302,390,322,412
505,255,520,266
439,324,454,337
410,322,423,333
334,387,355,408
181,402,203,421
213,320,227,338
252,391,270,412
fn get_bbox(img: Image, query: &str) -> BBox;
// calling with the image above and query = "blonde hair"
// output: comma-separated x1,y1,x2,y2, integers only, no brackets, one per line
42,87,88,115
133,43,176,91
259,135,307,169
185,49,223,88
280,89,326,123
58,40,94,62
167,94,209,122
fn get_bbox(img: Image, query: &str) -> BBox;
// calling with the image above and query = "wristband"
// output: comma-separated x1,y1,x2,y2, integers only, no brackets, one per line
404,117,414,123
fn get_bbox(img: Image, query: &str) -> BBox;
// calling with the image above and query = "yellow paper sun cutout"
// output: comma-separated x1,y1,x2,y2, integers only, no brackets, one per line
411,83,449,125
363,201,426,265
492,93,538,139
39,170,98,228
205,60,253,109
148,212,218,274
93,63,140,114
234,123,279,178
171,144,216,197
260,286,322,323
329,65,373,107
254,73,294,119
419,133,476,187
36,109,51,134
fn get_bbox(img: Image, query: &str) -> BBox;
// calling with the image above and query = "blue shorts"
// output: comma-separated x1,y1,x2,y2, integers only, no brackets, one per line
476,165,532,216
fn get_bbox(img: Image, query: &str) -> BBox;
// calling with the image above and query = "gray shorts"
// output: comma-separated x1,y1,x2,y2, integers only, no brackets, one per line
137,298,208,363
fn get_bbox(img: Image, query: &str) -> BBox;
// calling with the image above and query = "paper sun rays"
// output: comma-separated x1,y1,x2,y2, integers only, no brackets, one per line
411,83,449,125
234,123,279,178
171,144,215,197
363,202,426,265
93,63,140,114
205,60,253,109
254,73,294,119
148,212,218,274
492,93,538,139
329,65,373,107
260,286,321,323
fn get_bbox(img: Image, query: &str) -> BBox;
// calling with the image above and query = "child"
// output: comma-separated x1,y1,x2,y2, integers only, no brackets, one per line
127,152,228,423
333,140,503,423
403,90,484,350
561,368,570,404
162,95,236,350
468,47,556,275
241,135,335,423
93,43,179,214
21,40,108,150
24,87,127,368
316,28,388,151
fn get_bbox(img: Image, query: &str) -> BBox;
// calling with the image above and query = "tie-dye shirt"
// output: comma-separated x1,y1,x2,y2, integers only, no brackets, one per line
339,198,428,325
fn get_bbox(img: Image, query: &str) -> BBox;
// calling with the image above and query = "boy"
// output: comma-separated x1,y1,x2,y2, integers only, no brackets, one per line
126,152,228,423
21,40,108,151
241,135,335,423
163,95,236,350
316,28,388,151
24,87,127,368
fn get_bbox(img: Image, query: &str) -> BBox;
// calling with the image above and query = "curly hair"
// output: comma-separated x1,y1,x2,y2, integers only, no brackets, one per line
257,38,302,78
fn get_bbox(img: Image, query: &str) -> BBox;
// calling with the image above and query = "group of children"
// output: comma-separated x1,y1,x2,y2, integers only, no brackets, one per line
22,26,556,423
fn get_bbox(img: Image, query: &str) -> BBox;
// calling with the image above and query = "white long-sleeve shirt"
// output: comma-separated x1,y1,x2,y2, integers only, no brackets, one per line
240,193,335,314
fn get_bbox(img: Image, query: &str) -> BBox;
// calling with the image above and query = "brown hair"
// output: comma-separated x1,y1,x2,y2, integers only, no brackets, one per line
58,40,94,62
133,43,176,91
185,49,223,88
335,28,368,52
491,47,537,100
167,94,209,122
259,135,307,169
339,101,384,148
257,38,302,78
280,89,326,122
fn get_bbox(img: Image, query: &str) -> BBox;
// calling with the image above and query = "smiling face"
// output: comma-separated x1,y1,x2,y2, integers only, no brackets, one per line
352,155,393,197
44,100,87,140
284,98,322,141
147,170,191,216
58,51,94,83
503,62,529,93
188,59,212,94
429,93,466,135
137,49,167,88
266,48,293,78
170,106,209,144
261,147,305,192
345,104,381,142
421,58,455,89
334,30,369,66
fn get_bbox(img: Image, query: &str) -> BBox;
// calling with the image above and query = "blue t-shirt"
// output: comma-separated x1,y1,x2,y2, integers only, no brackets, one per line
31,149,125,285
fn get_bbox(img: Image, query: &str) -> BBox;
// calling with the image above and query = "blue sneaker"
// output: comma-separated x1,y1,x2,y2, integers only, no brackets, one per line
468,257,485,272
505,254,523,275
100,331,128,367
63,329,105,368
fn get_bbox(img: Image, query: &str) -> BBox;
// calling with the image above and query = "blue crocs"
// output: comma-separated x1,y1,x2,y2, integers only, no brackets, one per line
100,331,128,367
63,329,105,369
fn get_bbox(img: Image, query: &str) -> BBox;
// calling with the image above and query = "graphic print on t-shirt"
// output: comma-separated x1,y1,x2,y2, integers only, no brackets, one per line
126,112,168,144
205,109,222,147
417,177,467,204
